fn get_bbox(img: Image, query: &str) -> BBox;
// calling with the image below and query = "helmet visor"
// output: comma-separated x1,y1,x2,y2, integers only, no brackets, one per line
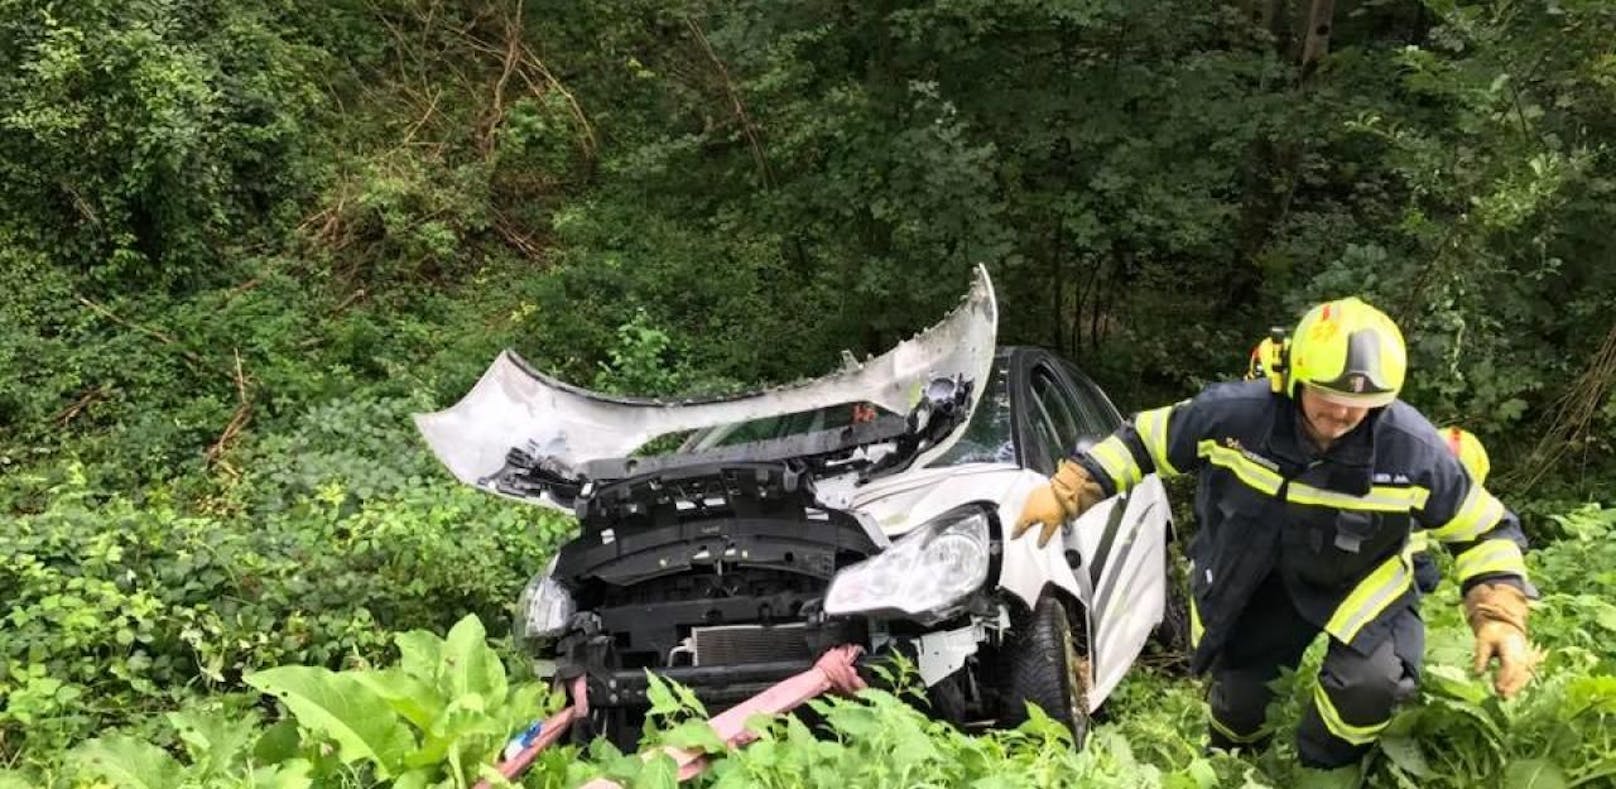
1302,381,1397,408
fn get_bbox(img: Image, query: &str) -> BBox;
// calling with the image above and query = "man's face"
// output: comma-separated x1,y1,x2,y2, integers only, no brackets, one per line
1298,387,1370,449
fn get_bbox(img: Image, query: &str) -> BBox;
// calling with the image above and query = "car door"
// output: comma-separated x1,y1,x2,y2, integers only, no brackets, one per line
1053,357,1170,705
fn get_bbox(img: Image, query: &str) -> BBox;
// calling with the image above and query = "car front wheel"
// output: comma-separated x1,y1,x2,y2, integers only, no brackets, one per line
998,595,1089,746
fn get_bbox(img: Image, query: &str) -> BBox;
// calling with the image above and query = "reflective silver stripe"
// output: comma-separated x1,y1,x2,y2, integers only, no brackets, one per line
1196,440,1282,496
1454,538,1527,581
1087,435,1142,491
1325,551,1411,645
1430,484,1506,542
1287,482,1429,513
1133,406,1180,477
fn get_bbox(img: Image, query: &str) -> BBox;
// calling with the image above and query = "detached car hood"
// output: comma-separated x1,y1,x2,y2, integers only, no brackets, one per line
415,265,999,511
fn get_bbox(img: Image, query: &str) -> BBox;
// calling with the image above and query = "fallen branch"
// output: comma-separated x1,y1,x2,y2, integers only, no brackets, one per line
204,349,252,477
493,210,547,260
518,43,598,159
1515,319,1616,492
54,384,110,428
331,288,369,316
685,16,773,188
401,87,443,147
478,0,525,159
76,295,207,368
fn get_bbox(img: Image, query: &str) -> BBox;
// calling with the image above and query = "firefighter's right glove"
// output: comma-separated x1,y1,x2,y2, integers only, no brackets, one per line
1011,459,1105,548
1464,582,1538,699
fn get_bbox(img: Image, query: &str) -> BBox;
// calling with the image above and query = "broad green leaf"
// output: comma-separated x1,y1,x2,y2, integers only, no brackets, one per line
659,720,726,754
1424,664,1490,705
253,719,302,766
253,758,313,789
246,666,415,777
396,629,445,684
670,678,709,719
0,771,35,789
391,767,434,789
72,736,183,789
427,693,504,741
637,751,679,789
167,707,259,778
1181,758,1220,789
353,668,447,730
1562,675,1616,719
444,614,506,702
1593,604,1616,634
502,682,554,731
402,735,452,770
1379,735,1434,778
644,670,681,718
1503,759,1569,789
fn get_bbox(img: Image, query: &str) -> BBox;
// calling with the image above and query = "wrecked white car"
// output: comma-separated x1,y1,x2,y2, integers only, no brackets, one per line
415,267,1175,745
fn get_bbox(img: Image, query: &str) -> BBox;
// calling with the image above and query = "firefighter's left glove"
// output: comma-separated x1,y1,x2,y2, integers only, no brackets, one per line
1011,459,1105,548
1464,582,1539,698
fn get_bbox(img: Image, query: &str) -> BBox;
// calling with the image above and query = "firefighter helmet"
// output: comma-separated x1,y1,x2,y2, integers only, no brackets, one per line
1441,426,1491,485
1287,297,1406,408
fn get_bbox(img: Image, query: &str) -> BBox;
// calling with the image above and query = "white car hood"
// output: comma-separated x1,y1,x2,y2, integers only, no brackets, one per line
415,265,999,509
845,463,1026,536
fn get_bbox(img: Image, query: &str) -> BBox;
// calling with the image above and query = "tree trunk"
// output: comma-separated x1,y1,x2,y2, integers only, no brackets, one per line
1301,0,1336,71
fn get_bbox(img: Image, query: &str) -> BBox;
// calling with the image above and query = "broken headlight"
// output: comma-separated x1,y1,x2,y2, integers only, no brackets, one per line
823,505,992,620
513,557,576,647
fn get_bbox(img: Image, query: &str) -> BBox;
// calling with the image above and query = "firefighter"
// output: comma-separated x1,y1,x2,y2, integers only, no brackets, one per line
1246,334,1478,596
1409,426,1494,592
1012,297,1535,770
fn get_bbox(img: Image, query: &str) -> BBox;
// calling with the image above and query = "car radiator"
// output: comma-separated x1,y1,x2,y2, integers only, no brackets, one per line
692,623,811,666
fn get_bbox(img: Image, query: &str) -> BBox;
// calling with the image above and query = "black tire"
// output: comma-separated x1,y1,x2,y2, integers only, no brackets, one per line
1148,539,1193,673
998,596,1090,746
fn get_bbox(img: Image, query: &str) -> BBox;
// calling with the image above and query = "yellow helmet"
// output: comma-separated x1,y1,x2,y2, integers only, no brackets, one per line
1246,333,1288,393
1287,297,1406,408
1441,426,1491,485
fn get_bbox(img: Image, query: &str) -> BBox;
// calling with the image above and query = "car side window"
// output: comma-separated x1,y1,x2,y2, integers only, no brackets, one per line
1030,366,1085,454
1057,359,1124,443
1020,365,1080,474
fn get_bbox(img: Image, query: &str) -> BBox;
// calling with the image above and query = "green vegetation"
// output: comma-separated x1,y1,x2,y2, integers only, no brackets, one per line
3,0,1614,786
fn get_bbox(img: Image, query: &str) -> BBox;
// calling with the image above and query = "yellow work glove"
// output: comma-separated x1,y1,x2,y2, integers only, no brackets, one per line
1011,459,1106,548
1464,582,1539,698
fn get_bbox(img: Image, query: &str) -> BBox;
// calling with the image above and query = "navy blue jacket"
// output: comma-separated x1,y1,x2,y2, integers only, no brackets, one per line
1074,380,1529,673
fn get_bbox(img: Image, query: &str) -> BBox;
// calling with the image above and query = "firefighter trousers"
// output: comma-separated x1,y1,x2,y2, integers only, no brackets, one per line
1205,573,1423,768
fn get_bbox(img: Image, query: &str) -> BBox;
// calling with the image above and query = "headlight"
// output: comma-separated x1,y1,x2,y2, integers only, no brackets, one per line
514,557,576,646
823,506,992,619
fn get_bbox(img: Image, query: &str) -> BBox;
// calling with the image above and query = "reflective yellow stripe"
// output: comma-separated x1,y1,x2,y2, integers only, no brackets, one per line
1133,406,1180,477
1196,440,1283,496
1313,682,1389,745
1286,482,1430,513
1454,539,1527,581
1324,551,1411,645
1407,530,1430,553
1189,588,1203,648
1087,435,1142,491
1208,713,1269,744
1429,484,1506,542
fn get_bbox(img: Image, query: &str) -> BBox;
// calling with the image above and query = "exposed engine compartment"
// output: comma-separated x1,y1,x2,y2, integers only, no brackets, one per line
550,462,879,674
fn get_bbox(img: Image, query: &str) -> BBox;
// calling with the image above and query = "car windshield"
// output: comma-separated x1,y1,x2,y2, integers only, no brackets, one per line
929,354,1013,466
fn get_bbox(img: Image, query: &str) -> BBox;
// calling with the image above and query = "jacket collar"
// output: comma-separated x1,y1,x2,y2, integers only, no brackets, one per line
1264,395,1378,494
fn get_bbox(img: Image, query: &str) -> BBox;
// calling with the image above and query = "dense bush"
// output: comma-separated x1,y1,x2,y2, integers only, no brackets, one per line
0,460,569,760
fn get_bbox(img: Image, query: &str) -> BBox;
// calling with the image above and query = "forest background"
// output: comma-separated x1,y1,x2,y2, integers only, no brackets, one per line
2,0,1615,786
